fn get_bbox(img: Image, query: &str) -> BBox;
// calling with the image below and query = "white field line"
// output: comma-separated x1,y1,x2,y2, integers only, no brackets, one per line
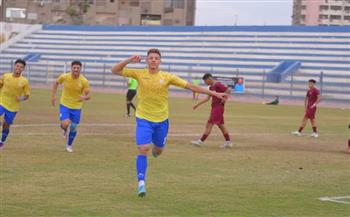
319,196,350,204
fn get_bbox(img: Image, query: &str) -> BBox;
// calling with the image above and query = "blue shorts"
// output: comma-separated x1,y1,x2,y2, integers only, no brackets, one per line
0,105,17,125
59,104,81,124
136,117,169,148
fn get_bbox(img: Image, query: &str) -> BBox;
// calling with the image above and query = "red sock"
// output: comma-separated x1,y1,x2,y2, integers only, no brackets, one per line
223,133,230,141
312,127,317,133
200,134,208,142
298,127,304,132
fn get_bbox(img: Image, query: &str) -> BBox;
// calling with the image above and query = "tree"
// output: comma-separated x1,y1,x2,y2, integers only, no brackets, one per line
65,0,90,25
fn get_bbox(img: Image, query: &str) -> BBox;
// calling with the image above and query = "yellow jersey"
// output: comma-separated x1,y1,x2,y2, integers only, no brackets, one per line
56,73,90,109
122,68,187,122
0,73,30,112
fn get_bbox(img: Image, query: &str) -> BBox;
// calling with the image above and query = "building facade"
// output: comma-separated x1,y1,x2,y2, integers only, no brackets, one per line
0,0,196,25
292,0,350,26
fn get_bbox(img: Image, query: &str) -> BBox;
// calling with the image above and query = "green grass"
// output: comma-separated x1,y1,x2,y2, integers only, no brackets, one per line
1,88,349,217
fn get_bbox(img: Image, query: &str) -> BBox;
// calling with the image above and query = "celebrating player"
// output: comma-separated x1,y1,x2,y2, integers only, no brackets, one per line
191,73,232,148
111,48,228,197
125,77,137,117
0,59,30,150
291,79,321,138
51,61,90,153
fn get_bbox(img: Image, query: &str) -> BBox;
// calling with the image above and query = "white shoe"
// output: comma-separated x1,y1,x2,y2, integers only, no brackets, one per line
310,132,319,138
66,145,73,153
291,131,302,136
191,140,204,147
222,141,233,149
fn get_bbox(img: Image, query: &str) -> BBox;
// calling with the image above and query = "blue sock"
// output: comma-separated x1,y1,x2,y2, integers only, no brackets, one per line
67,123,78,146
136,155,147,182
1,128,9,142
67,131,77,146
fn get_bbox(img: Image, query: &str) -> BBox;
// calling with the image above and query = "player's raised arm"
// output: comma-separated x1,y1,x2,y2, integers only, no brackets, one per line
111,55,142,76
186,82,228,101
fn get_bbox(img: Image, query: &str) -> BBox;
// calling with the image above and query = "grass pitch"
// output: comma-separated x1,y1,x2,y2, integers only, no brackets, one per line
0,88,349,217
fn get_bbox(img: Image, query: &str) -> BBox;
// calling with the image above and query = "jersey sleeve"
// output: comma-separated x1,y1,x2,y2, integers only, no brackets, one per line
56,73,66,84
169,74,188,88
217,82,228,92
315,89,320,96
122,68,143,79
23,79,31,96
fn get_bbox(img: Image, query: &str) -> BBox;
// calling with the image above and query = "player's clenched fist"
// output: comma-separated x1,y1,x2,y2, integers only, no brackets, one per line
128,55,142,63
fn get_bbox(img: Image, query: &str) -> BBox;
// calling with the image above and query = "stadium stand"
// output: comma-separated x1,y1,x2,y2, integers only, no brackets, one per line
0,25,349,102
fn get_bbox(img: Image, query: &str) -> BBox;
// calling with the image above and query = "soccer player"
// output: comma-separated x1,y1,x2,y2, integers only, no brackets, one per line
111,48,228,197
125,77,137,117
51,61,90,153
191,73,232,148
291,79,321,138
264,96,279,105
0,59,30,150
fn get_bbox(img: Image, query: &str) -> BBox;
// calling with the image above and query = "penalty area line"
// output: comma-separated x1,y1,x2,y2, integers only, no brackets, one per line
319,195,350,204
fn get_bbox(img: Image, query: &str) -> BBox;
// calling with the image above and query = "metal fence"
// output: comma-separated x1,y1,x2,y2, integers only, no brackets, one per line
6,60,350,103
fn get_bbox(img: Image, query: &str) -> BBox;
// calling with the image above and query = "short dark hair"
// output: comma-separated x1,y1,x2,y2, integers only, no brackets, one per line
15,59,26,67
147,48,161,57
71,61,82,67
202,73,213,80
308,79,316,84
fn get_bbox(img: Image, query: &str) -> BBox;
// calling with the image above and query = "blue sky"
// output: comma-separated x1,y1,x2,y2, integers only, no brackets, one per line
195,0,293,26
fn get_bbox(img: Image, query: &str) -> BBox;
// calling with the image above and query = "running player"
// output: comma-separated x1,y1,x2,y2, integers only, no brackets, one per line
111,48,228,197
51,61,90,153
291,79,321,138
191,73,232,148
125,77,137,117
0,59,30,150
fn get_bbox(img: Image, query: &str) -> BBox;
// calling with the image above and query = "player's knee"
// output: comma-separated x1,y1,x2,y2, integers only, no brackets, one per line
3,122,10,129
70,123,78,132
138,145,150,155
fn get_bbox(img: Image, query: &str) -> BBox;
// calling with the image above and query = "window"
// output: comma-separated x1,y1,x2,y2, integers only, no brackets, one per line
141,14,161,25
319,5,329,10
330,6,342,11
174,0,184,9
164,0,173,13
330,15,342,21
163,19,173,25
6,8,26,19
130,0,139,6
319,14,328,19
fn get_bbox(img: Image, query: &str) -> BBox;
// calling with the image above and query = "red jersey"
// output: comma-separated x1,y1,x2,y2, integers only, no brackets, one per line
209,81,228,107
306,87,320,108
